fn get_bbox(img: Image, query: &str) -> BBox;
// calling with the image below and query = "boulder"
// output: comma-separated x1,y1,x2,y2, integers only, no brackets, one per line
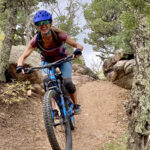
103,51,135,89
9,45,41,66
72,64,98,80
7,45,42,83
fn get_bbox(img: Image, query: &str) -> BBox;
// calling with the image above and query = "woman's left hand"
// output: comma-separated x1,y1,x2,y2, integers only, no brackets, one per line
73,48,82,58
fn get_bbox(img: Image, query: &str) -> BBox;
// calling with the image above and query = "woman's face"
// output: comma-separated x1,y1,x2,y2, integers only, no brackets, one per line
36,20,52,35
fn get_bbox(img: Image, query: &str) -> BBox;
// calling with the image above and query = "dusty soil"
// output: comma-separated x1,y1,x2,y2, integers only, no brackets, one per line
0,76,130,150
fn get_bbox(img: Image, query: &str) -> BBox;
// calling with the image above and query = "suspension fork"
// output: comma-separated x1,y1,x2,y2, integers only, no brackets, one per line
57,79,68,123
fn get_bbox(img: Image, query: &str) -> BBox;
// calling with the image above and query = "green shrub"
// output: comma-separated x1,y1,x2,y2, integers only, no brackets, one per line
0,80,34,105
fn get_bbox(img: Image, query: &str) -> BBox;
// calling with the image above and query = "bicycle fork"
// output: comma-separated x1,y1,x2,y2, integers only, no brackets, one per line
59,93,68,123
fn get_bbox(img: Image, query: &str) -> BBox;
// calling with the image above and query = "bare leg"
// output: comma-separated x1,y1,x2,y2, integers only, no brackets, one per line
51,98,57,110
69,91,78,105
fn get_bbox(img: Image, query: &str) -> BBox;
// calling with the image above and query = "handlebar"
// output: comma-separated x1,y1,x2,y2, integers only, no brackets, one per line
24,54,73,74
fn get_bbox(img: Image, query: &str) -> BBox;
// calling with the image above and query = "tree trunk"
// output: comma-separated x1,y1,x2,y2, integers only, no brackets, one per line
0,5,17,82
126,17,150,150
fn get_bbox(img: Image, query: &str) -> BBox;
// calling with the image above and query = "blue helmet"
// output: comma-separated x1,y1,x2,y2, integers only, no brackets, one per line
33,10,52,24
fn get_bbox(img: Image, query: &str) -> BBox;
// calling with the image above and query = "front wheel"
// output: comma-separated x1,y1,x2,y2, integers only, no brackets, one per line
42,90,72,150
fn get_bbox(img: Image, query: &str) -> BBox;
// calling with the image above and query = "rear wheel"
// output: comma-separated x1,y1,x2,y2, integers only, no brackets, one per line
43,90,72,150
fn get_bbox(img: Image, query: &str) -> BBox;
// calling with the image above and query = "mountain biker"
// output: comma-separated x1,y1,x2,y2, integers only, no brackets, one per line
16,10,83,114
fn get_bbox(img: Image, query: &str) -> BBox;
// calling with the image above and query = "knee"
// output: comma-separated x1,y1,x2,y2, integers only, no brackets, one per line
63,78,76,94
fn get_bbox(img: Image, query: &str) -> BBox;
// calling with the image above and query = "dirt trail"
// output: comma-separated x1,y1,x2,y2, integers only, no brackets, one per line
0,79,130,150
73,80,129,150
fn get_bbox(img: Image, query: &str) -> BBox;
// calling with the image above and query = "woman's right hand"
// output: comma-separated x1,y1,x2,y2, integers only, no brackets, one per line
16,66,25,74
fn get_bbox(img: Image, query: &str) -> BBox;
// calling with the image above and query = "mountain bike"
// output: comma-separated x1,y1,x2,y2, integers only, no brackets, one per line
24,55,75,150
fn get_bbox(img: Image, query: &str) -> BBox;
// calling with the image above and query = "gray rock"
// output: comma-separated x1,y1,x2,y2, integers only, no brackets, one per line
9,45,41,66
72,64,98,80
103,50,134,89
7,45,42,83
124,59,135,74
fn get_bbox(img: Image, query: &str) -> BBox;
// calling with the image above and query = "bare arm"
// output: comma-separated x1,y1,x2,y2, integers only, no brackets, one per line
17,43,34,66
65,36,83,51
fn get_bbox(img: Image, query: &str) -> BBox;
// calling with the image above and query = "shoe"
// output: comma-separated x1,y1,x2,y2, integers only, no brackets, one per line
53,109,59,119
73,104,81,115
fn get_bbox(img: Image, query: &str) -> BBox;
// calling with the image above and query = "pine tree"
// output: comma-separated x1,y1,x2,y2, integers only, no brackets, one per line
83,0,128,59
123,1,150,149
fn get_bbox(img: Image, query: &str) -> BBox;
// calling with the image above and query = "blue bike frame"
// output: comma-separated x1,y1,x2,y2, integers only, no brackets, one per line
47,66,75,125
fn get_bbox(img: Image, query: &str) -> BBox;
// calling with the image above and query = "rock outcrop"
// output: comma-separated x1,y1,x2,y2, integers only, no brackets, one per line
72,64,99,80
7,45,42,83
103,50,135,89
9,45,41,66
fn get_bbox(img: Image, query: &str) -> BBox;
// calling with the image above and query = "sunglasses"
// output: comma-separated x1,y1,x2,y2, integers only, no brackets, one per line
35,20,51,26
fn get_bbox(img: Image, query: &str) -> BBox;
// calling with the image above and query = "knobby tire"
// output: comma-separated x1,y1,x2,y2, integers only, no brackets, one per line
43,90,72,150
